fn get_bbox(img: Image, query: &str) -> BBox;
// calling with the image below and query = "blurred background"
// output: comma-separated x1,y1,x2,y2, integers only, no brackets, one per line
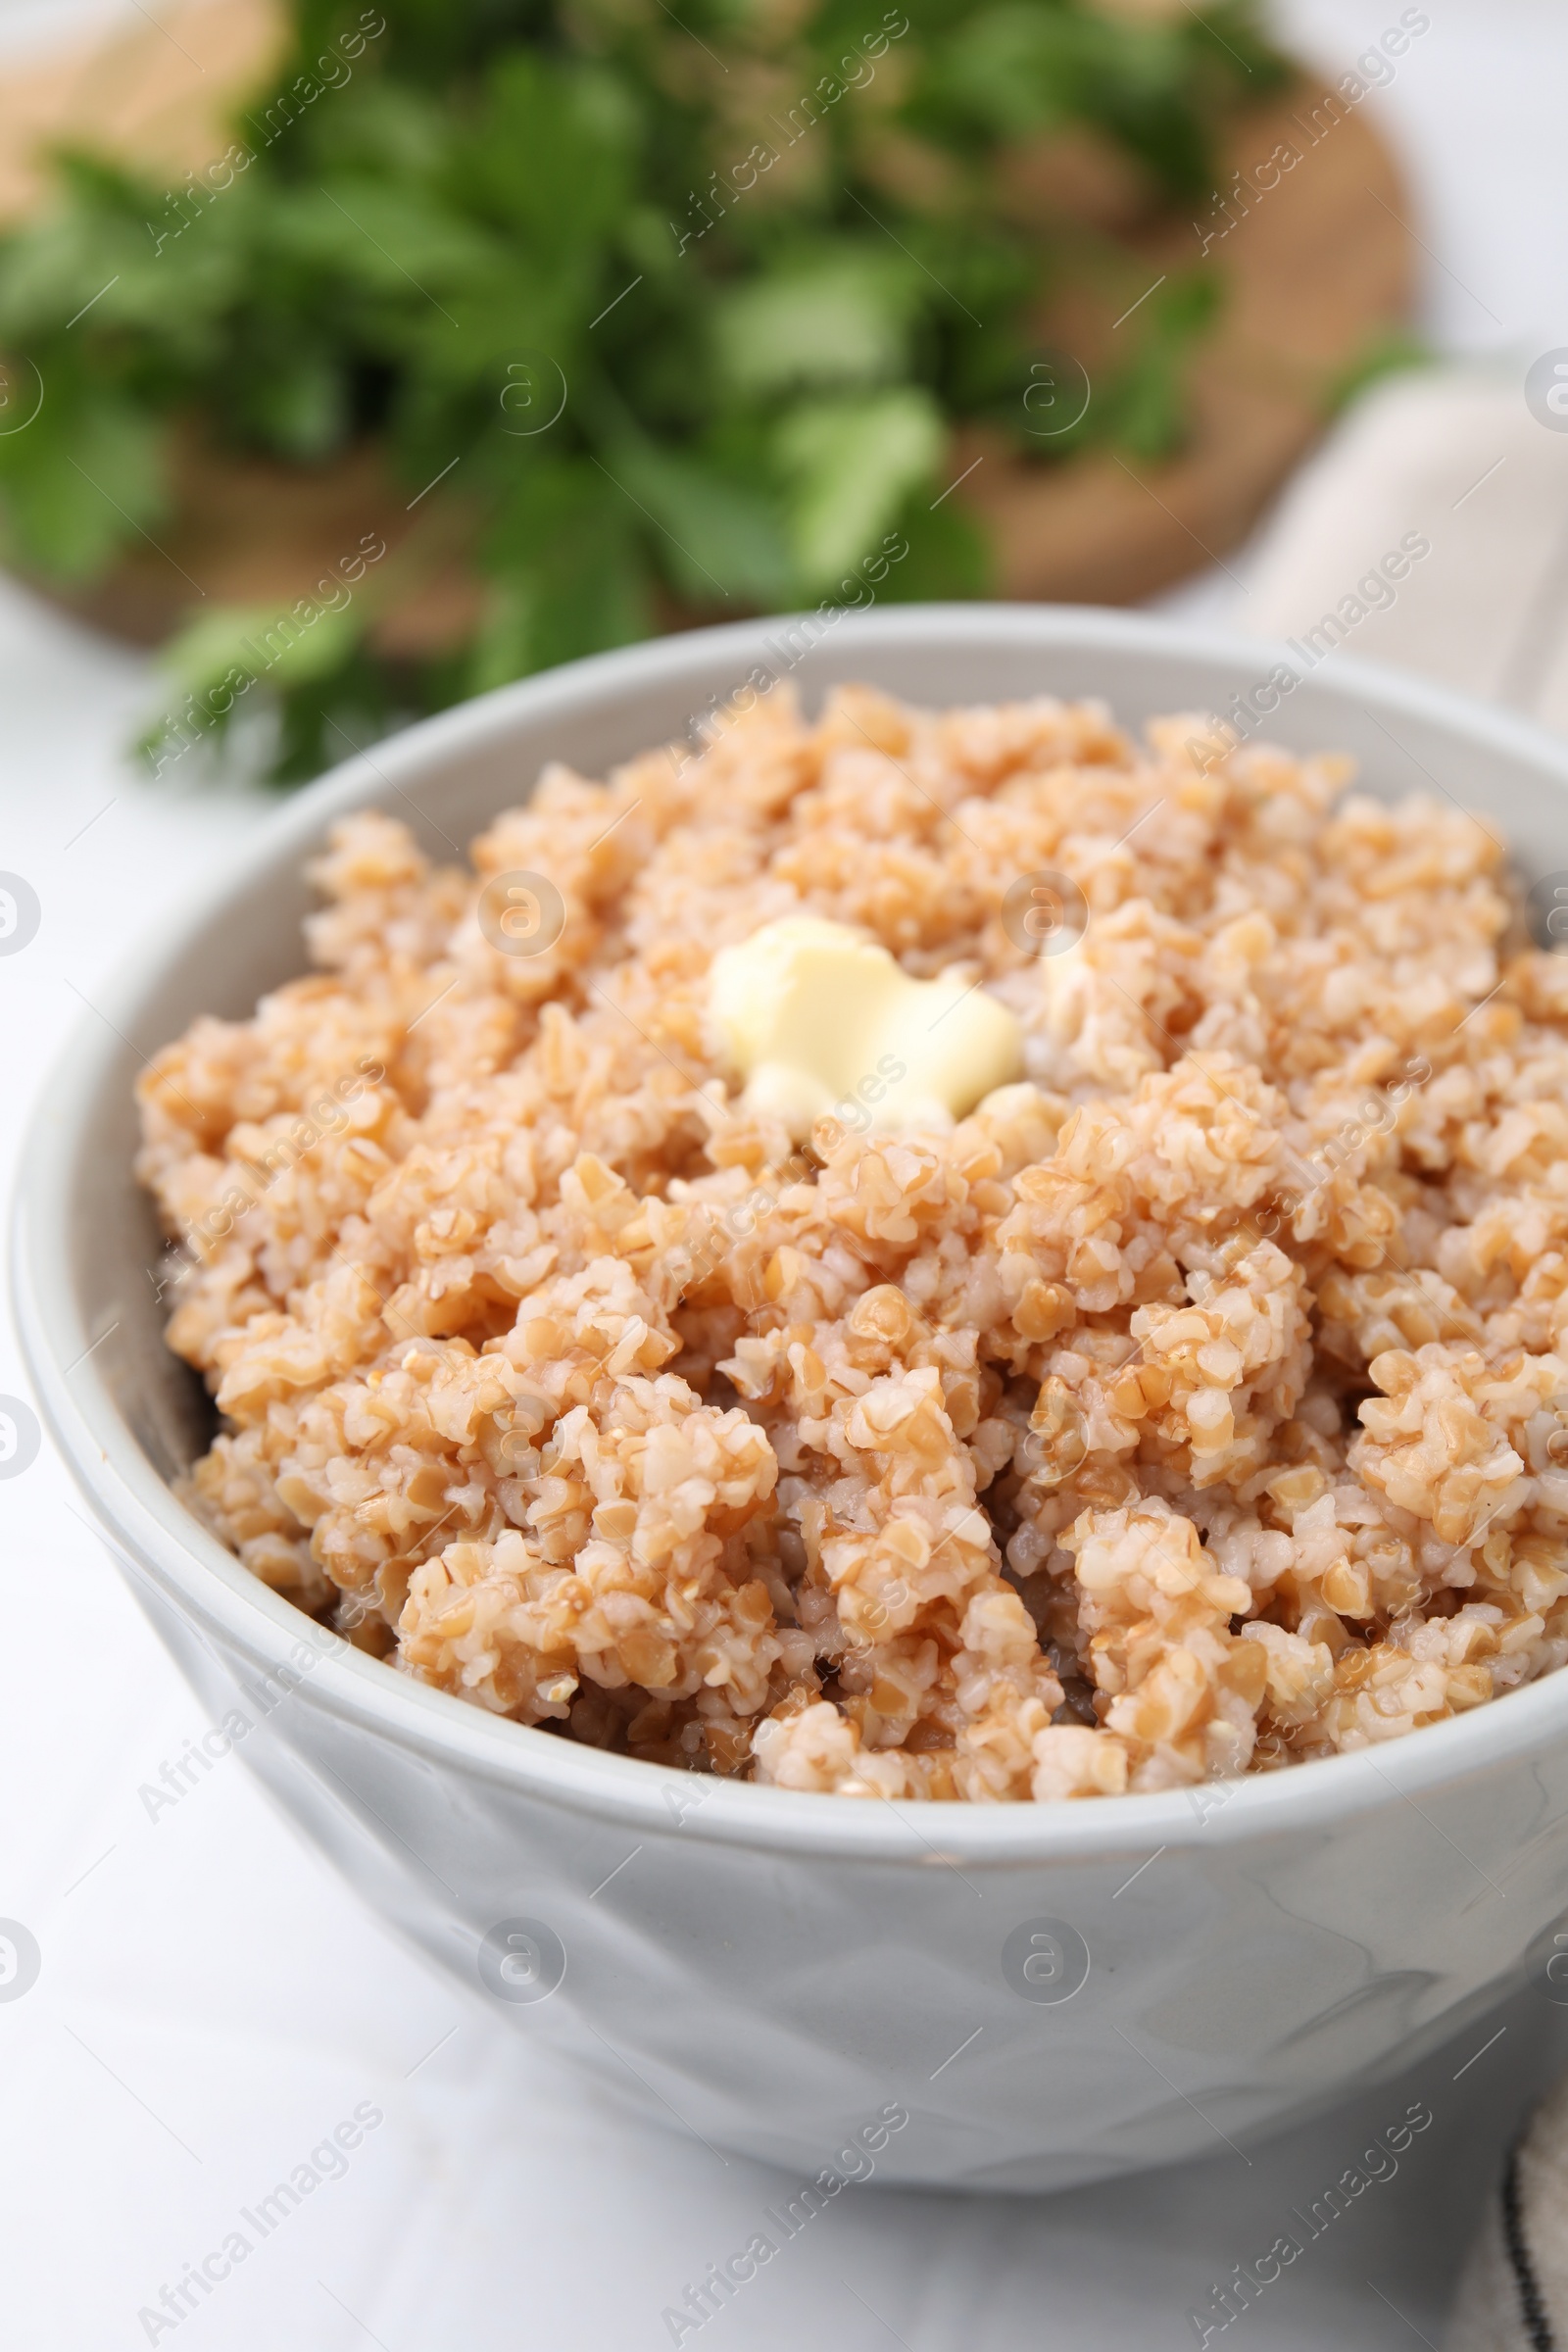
3,2,1568,2346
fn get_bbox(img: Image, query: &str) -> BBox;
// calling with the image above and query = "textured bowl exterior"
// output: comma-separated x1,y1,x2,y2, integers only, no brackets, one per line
19,607,1568,2190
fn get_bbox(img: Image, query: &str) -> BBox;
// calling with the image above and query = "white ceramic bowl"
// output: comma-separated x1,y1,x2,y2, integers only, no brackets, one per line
19,607,1568,2192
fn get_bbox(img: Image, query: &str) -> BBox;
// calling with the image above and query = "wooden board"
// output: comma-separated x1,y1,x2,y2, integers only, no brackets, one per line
972,85,1415,604
2,5,1413,644
0,0,286,224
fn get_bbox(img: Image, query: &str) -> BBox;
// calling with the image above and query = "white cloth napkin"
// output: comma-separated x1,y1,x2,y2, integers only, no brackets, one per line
1234,363,1568,737
1447,2064,1568,2352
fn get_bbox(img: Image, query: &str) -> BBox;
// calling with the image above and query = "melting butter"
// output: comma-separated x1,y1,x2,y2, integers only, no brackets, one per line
709,915,1024,1139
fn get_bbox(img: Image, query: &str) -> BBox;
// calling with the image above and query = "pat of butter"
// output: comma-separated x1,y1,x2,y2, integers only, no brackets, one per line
709,916,1024,1138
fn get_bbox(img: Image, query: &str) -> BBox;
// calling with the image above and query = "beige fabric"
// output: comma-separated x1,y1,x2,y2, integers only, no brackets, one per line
1237,367,1568,738
1447,2066,1568,2351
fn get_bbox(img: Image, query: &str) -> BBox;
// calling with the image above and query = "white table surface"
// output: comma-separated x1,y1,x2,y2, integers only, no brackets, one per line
5,5,1568,2346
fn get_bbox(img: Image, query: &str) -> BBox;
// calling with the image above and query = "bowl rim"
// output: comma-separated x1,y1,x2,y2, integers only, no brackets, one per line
19,599,1568,1865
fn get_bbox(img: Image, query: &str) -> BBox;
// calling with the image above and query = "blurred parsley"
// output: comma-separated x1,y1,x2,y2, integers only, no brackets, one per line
0,0,1284,781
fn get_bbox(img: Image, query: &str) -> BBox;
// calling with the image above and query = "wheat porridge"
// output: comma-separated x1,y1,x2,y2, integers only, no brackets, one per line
135,684,1568,1799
